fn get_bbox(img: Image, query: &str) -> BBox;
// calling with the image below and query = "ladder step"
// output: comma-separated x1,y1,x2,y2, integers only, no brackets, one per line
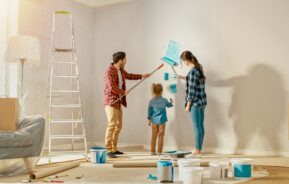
51,89,80,93
50,135,86,139
51,104,82,108
53,75,79,79
50,119,84,123
54,48,75,52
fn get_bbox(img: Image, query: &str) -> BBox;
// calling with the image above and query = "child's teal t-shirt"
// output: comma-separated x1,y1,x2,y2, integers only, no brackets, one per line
147,96,173,125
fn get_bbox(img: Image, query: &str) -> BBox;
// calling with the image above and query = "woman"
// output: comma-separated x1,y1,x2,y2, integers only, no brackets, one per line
177,51,207,155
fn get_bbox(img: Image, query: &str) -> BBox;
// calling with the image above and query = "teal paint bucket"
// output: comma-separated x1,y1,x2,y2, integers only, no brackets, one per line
90,147,107,164
231,158,253,179
164,73,169,81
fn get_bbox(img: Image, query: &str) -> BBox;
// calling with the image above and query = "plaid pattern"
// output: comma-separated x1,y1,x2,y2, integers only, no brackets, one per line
185,67,207,107
104,64,142,109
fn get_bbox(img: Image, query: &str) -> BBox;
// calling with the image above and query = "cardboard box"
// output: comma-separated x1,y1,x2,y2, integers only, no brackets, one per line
0,98,19,131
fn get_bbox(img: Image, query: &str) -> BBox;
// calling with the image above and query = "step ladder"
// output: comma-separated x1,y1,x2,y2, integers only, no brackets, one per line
46,11,87,159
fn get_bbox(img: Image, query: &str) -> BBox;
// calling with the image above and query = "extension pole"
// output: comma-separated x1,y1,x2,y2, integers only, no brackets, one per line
111,63,164,105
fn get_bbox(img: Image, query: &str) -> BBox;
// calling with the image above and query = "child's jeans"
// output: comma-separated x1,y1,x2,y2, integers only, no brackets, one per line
151,124,166,153
190,105,205,150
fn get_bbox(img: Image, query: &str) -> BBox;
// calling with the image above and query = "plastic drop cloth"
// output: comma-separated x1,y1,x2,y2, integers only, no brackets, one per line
0,116,45,177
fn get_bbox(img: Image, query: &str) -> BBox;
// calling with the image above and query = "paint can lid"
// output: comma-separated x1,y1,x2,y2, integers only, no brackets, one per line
182,167,205,173
90,147,107,151
231,158,253,164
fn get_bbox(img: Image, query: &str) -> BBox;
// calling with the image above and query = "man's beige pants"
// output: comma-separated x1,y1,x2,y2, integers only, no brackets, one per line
104,106,122,153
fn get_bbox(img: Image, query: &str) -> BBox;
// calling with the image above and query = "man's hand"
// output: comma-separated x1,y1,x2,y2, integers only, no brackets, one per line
147,120,152,126
124,90,129,95
142,73,151,79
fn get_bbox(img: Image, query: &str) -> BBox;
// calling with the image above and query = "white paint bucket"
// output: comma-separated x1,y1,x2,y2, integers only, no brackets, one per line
90,147,107,164
182,167,205,184
231,158,253,179
209,161,229,179
177,158,201,181
157,155,174,183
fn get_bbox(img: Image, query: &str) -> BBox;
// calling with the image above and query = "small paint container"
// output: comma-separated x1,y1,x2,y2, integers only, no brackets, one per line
231,158,253,179
169,84,177,94
164,73,169,81
209,161,229,179
90,147,107,164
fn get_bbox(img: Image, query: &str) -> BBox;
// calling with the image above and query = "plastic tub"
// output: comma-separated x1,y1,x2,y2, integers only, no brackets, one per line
177,158,201,181
231,158,253,179
182,167,205,184
209,161,229,179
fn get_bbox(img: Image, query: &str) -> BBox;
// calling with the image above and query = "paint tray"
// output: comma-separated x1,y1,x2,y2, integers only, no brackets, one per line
164,150,191,158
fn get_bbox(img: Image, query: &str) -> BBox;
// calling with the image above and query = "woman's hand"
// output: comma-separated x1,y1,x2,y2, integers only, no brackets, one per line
176,75,186,80
185,103,191,112
147,120,152,126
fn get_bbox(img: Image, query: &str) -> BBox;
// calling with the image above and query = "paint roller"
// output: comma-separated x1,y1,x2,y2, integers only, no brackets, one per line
111,63,164,105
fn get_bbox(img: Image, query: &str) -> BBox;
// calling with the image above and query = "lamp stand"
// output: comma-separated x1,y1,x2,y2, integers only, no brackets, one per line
20,58,26,99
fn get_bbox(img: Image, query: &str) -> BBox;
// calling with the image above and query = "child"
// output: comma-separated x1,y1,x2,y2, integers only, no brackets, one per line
147,83,173,155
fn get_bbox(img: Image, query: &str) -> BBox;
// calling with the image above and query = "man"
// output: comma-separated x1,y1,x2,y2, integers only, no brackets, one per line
104,51,150,158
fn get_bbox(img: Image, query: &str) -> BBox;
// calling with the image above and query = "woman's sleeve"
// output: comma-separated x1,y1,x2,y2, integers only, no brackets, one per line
187,71,197,102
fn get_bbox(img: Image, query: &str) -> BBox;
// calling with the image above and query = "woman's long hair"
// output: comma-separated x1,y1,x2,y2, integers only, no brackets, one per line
180,51,206,80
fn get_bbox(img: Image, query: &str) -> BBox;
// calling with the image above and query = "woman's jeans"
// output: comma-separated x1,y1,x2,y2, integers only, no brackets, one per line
190,105,206,150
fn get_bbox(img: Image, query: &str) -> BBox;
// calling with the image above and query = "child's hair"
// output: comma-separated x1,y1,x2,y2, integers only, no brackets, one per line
151,83,163,96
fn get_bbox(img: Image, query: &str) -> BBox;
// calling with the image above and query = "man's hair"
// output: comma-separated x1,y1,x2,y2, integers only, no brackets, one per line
113,52,126,64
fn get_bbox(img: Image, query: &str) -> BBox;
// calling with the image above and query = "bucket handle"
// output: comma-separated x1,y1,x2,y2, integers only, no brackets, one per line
159,155,174,167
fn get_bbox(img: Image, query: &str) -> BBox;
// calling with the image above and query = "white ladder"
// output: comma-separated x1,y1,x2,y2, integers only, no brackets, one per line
46,11,87,159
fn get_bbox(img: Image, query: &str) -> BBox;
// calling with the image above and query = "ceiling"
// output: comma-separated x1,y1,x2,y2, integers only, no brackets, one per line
72,0,135,8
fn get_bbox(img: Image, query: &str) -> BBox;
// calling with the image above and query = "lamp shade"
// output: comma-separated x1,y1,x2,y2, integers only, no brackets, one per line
5,35,41,66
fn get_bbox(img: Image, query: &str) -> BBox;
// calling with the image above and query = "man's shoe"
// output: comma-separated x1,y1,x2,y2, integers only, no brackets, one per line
113,150,124,155
107,152,118,158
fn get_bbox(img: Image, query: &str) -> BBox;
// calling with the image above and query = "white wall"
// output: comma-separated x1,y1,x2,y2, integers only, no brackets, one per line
19,0,94,145
93,0,289,155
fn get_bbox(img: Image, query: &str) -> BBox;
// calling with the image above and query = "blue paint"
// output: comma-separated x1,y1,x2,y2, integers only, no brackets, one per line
90,147,107,164
234,164,252,178
164,73,169,81
170,84,177,94
162,40,181,66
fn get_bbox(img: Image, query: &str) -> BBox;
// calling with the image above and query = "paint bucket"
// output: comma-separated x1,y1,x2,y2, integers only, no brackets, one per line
182,167,204,184
90,147,107,164
177,158,201,181
169,84,177,94
157,155,174,183
231,158,253,179
164,73,169,81
209,161,229,179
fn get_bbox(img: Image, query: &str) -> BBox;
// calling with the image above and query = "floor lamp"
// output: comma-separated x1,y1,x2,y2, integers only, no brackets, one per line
5,35,41,106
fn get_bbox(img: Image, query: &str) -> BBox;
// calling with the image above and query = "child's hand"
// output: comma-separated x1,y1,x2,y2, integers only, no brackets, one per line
147,120,152,126
170,98,173,104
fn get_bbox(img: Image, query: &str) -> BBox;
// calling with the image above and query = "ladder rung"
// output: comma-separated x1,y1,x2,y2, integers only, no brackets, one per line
54,48,75,52
50,135,86,139
53,75,79,79
51,104,82,108
50,119,83,123
51,89,80,93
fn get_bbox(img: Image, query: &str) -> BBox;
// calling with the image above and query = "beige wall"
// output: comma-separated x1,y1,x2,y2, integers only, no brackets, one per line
92,0,289,155
19,0,289,155
19,0,94,145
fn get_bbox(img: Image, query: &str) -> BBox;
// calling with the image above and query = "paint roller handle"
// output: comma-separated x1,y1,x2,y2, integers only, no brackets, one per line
111,64,164,105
